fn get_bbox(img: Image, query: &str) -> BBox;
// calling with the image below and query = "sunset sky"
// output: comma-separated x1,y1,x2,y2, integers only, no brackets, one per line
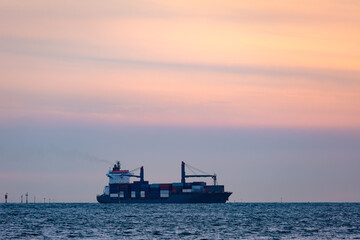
1,1,360,202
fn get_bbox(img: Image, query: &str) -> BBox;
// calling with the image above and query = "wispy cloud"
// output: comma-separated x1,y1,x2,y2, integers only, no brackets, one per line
1,35,359,84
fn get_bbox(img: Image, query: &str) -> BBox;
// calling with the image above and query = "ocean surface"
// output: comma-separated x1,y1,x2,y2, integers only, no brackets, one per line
1,203,359,239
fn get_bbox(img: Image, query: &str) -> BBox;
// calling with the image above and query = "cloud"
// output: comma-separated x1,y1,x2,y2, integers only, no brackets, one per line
0,35,359,84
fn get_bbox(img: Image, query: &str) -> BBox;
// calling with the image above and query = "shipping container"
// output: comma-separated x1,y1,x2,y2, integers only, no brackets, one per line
172,182,183,187
150,188,160,198
110,193,118,198
131,185,141,191
119,184,130,189
150,192,160,199
150,187,160,192
119,191,125,198
133,181,149,185
192,185,204,192
207,185,225,193
172,186,183,193
140,185,150,190
182,189,192,193
184,183,192,188
109,184,120,193
160,190,169,198
192,182,206,186
160,184,172,190
150,184,160,188
160,184,172,187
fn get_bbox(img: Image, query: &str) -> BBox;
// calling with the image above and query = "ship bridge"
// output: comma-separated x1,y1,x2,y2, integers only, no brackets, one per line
106,161,134,184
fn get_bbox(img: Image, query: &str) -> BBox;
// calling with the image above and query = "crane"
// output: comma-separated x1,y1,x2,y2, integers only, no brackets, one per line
181,161,217,185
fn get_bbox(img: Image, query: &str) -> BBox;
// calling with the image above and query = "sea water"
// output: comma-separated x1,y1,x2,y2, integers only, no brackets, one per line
1,203,359,239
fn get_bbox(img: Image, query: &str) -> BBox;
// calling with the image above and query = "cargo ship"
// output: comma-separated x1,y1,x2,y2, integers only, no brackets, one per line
97,161,232,203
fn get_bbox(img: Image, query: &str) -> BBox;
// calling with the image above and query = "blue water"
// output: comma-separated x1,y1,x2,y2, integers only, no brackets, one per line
1,203,359,239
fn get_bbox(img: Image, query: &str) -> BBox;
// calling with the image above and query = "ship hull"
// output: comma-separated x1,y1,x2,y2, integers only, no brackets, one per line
97,192,232,203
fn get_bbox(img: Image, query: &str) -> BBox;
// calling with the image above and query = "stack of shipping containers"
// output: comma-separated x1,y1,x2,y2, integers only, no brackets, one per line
192,182,205,192
172,183,183,194
160,184,171,198
119,184,130,199
109,180,225,200
150,184,160,199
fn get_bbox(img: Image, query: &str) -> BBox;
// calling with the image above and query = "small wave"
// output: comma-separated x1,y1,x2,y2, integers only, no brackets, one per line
0,203,359,239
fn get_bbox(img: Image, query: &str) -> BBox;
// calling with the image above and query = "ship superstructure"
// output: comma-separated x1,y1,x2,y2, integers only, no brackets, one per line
97,161,232,203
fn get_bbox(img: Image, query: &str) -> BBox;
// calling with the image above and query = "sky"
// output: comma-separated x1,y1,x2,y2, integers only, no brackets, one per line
0,0,360,202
